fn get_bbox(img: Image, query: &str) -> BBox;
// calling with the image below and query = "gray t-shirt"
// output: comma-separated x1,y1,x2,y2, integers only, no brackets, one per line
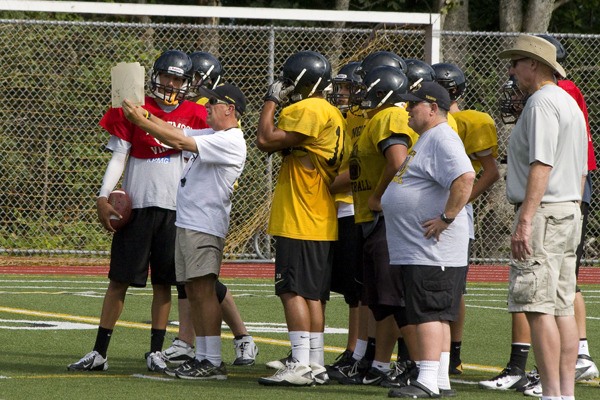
381,122,474,267
506,84,587,204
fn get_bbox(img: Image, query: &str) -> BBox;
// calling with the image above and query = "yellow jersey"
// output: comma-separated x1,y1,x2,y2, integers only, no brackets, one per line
268,97,346,240
350,106,418,223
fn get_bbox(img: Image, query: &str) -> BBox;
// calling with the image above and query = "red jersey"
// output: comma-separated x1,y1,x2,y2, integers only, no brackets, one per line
558,80,597,171
99,97,209,159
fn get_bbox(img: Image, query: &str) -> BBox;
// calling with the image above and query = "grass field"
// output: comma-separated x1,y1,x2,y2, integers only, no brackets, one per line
1,273,599,399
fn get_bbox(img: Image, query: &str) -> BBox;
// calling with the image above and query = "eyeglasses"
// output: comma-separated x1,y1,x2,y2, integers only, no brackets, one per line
208,97,230,106
510,58,527,68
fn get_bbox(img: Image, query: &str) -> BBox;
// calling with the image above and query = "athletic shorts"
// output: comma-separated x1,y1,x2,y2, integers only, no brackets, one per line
575,201,589,292
330,216,363,306
362,218,403,307
274,236,333,302
398,265,466,324
176,280,227,303
109,207,176,287
508,202,580,316
175,228,224,282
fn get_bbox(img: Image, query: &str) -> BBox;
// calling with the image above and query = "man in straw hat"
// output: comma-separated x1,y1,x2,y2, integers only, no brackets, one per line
498,34,587,399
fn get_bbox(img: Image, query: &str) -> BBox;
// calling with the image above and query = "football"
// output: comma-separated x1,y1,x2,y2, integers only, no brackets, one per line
108,189,132,231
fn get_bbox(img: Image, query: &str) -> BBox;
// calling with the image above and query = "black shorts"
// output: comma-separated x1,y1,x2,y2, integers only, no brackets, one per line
109,207,177,287
362,218,403,307
274,236,333,301
331,216,363,306
399,265,465,324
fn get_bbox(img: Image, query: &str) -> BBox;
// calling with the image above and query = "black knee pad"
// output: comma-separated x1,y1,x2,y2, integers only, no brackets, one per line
216,280,227,303
176,284,187,300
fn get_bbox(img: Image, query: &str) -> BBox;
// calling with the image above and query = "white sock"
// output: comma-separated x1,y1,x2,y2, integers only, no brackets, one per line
371,360,391,372
204,336,222,366
561,396,575,400
195,336,206,361
309,332,325,366
438,352,451,390
289,331,310,366
579,339,590,357
353,339,367,361
542,397,561,400
416,360,440,395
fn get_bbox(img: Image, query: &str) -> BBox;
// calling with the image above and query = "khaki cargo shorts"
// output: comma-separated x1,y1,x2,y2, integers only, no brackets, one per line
508,202,581,316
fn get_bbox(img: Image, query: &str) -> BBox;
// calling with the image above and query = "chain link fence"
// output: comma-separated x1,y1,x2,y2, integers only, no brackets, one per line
0,19,598,265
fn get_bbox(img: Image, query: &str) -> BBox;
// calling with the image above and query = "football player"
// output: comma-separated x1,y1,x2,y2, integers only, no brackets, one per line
256,50,345,387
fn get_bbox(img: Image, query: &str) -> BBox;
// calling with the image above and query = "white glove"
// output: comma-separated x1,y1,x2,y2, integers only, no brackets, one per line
264,78,295,105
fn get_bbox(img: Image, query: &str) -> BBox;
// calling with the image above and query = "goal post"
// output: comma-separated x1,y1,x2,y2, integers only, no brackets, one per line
0,0,442,63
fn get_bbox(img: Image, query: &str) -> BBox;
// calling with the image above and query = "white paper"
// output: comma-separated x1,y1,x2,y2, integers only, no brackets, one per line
111,62,145,108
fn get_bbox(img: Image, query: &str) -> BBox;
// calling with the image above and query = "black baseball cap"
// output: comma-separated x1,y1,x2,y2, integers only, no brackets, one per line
205,83,247,115
400,81,451,111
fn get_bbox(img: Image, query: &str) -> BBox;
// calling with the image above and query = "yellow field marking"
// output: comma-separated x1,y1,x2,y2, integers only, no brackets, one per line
0,306,344,352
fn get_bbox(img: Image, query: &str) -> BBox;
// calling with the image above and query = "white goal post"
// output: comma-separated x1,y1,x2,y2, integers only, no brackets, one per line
0,0,441,63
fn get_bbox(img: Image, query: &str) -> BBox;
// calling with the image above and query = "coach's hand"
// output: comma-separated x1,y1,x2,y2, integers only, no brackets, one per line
264,78,294,105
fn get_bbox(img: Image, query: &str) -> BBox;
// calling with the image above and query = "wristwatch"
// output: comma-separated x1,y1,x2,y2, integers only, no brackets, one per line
440,212,455,224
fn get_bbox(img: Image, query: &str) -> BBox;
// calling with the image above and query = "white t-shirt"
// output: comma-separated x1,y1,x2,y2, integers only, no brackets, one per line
506,84,587,204
381,122,474,267
176,127,247,238
107,136,184,210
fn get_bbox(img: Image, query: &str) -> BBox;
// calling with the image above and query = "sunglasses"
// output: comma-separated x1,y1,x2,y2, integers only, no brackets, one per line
407,100,432,108
510,58,527,68
208,97,230,106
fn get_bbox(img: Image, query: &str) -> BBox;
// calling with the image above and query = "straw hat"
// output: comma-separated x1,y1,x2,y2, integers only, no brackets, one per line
498,34,566,78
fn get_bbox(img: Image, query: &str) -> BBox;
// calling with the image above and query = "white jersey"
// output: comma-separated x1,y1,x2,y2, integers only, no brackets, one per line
506,84,587,204
107,136,184,210
381,122,474,267
176,127,247,238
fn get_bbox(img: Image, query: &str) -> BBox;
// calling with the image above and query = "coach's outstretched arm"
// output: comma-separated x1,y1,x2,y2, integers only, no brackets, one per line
122,98,198,153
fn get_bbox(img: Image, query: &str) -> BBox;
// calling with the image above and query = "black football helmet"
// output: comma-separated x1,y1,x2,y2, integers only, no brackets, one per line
404,59,436,90
356,51,407,78
431,63,467,101
328,61,362,111
150,50,193,105
500,75,528,125
354,65,409,110
281,51,332,103
189,51,223,93
536,34,567,62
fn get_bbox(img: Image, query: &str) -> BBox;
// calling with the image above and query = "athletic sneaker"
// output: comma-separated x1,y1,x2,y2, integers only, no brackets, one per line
517,367,539,393
258,358,315,386
175,358,227,380
478,364,528,390
161,337,194,365
67,350,108,371
394,360,419,387
310,363,330,385
326,350,355,382
146,351,168,372
449,361,463,375
337,357,370,384
164,358,194,377
523,381,542,398
233,336,258,366
575,354,600,381
265,351,291,370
